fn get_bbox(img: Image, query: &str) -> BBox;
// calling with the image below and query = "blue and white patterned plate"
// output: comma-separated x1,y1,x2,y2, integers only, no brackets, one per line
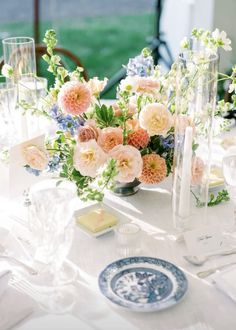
98,256,188,312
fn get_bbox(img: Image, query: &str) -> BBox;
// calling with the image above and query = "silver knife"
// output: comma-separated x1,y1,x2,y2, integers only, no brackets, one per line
197,262,236,278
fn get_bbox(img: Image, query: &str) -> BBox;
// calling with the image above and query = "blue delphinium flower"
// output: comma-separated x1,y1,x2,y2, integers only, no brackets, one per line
49,105,84,135
160,134,174,149
46,155,61,173
24,165,41,176
126,53,154,77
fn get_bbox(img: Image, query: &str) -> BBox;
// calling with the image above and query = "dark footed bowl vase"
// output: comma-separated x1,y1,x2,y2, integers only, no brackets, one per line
112,179,141,197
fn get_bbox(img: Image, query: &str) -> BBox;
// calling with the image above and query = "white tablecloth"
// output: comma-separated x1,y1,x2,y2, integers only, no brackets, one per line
1,127,236,330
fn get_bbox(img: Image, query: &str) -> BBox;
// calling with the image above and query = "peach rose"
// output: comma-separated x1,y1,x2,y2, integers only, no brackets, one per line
137,77,160,95
73,140,107,178
191,156,205,185
87,77,108,96
139,103,173,136
97,127,123,152
22,145,48,171
78,120,100,142
110,145,143,183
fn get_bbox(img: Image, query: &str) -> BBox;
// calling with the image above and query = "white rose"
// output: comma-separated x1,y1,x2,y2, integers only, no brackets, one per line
139,103,173,136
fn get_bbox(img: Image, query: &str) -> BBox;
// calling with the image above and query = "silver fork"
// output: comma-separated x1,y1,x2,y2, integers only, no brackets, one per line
9,276,45,302
9,276,76,314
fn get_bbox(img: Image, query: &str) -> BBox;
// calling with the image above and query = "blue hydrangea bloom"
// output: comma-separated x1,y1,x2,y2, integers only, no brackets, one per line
49,105,84,135
126,54,154,77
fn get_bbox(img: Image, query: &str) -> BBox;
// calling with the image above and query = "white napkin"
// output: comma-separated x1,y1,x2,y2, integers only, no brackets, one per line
17,315,94,330
213,265,236,302
0,269,11,301
0,287,34,330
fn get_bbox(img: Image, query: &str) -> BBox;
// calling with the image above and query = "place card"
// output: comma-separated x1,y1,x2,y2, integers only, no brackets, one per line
9,134,46,198
184,225,228,255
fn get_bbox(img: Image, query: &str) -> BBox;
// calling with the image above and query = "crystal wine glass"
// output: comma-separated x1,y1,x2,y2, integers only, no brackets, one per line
29,179,77,285
222,155,236,226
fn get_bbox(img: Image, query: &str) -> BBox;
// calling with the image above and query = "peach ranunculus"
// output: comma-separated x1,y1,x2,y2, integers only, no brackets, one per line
73,140,107,178
191,156,205,185
137,77,160,95
110,145,143,183
78,119,100,142
58,81,91,115
173,114,195,134
139,154,167,184
22,145,48,171
87,77,108,96
139,102,173,136
126,119,150,149
97,127,123,152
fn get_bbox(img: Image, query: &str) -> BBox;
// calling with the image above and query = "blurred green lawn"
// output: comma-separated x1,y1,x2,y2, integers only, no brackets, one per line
0,13,154,98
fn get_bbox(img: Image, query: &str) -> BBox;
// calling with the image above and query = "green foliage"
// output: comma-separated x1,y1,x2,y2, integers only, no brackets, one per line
192,189,230,208
95,104,117,128
207,190,230,207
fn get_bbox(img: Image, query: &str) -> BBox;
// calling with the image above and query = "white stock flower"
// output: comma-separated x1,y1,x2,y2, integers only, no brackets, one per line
228,82,236,94
119,76,138,93
87,77,108,96
212,29,232,51
180,37,190,49
1,64,14,78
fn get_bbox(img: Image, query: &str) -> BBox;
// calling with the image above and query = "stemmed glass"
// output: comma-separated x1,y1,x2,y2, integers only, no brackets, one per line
222,155,236,227
24,179,78,313
29,179,77,284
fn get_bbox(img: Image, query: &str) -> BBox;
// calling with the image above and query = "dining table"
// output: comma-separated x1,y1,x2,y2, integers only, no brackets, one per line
0,122,236,330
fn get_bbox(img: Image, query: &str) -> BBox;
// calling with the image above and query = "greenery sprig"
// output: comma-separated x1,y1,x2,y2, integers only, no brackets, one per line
192,189,230,208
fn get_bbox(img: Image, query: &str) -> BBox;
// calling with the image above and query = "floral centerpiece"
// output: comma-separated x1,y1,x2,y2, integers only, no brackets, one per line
3,29,235,203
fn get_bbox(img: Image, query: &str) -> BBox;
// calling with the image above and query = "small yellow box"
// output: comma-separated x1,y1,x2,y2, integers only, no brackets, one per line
76,208,118,233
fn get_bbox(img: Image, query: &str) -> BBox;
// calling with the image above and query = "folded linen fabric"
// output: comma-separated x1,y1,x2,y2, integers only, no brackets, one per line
213,265,236,302
0,287,34,330
0,269,11,301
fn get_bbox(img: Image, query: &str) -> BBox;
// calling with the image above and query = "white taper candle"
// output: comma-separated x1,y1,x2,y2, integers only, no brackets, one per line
178,126,193,218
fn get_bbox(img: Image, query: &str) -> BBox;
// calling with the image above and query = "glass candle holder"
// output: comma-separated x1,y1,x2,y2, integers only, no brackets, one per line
2,37,36,80
2,37,37,141
116,223,141,257
172,50,218,231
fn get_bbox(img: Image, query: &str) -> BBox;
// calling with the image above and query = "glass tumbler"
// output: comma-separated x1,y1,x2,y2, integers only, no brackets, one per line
116,223,141,257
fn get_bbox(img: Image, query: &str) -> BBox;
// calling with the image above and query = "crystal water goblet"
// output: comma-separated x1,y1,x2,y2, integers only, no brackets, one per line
29,179,77,285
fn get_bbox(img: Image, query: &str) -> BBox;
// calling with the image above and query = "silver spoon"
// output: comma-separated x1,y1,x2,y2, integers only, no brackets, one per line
0,244,37,276
184,247,236,266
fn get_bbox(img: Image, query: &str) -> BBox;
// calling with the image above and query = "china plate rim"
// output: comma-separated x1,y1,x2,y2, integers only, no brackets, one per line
98,256,188,312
